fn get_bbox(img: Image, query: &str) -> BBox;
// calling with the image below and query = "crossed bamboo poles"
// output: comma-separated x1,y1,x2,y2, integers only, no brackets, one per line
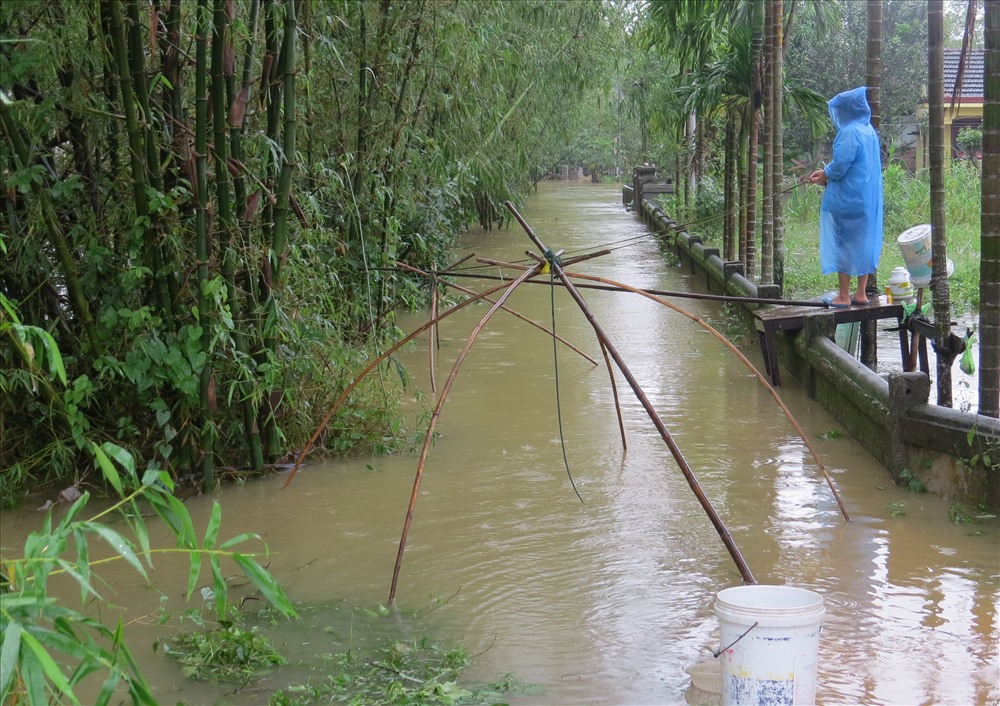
284,204,851,602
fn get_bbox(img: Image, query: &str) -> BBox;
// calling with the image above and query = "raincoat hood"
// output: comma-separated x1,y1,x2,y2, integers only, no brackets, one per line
828,86,872,130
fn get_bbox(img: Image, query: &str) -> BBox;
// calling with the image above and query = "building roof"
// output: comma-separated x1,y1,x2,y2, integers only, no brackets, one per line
944,48,984,100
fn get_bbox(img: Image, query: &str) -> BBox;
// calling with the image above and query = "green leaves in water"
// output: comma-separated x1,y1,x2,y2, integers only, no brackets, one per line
158,621,286,682
269,637,528,706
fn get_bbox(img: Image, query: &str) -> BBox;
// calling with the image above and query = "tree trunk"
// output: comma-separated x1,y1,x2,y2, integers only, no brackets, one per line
744,0,763,279
771,0,784,291
929,0,954,407
981,0,1000,417
724,109,737,261
760,0,774,283
861,0,883,369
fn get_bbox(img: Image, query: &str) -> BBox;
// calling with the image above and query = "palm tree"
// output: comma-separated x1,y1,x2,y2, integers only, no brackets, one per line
861,0,882,370
771,0,785,291
928,0,953,407
982,0,1000,418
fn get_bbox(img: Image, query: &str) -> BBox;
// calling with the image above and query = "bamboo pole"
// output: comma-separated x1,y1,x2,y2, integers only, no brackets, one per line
395,262,599,366
598,339,628,451
507,202,757,584
389,264,542,603
453,266,833,309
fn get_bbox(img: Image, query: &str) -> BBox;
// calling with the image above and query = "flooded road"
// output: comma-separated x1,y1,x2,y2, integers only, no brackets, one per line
3,181,998,705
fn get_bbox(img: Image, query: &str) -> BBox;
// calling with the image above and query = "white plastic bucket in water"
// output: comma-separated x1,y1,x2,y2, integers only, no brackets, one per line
714,585,825,706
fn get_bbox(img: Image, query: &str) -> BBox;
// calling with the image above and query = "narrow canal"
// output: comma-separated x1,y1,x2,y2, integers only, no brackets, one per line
4,181,997,705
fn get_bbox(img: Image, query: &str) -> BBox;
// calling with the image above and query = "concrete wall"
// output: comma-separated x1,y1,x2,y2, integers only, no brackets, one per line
634,193,1000,509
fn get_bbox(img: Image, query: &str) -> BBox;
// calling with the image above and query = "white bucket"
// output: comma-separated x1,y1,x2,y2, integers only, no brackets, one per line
897,224,954,287
715,585,825,706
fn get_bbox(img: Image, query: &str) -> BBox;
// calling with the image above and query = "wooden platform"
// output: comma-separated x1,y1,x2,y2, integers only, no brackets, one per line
753,296,928,386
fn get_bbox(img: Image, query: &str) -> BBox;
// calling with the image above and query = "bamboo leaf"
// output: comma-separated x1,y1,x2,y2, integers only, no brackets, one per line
18,641,46,706
231,554,296,618
114,625,156,706
202,502,222,550
209,553,227,619
35,328,67,385
186,550,202,601
68,654,102,688
20,630,80,705
57,492,90,531
100,442,136,482
72,530,93,603
219,532,259,550
162,493,197,549
130,501,152,565
91,444,123,496
57,559,101,604
0,620,20,702
86,524,147,580
142,468,173,491
93,668,121,706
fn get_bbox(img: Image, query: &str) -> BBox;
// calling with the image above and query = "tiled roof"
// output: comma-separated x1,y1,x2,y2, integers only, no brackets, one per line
944,48,984,100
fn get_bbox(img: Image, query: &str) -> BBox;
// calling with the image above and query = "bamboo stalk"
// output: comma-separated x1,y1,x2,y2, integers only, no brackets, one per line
598,339,628,452
109,0,170,315
195,0,215,490
506,202,757,584
126,0,177,318
395,262,599,366
282,278,530,489
271,0,297,288
389,264,542,603
214,0,264,472
1,107,100,354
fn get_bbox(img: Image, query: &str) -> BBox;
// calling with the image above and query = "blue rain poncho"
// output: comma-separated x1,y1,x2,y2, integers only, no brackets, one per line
819,87,884,276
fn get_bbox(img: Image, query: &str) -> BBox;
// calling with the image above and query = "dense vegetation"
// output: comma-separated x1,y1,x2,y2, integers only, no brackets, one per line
1,0,626,498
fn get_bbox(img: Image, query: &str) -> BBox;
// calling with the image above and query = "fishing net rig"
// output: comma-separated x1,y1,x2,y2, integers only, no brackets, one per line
283,202,850,604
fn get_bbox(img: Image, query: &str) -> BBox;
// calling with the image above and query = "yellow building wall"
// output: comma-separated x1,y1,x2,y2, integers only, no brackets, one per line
914,102,984,170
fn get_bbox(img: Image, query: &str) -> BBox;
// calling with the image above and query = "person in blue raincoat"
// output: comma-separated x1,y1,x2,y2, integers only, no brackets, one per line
809,86,884,307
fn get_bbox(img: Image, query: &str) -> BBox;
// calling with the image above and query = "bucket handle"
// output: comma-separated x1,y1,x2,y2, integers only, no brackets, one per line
713,621,758,658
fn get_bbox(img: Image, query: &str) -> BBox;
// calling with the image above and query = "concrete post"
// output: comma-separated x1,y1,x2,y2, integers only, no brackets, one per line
887,373,931,479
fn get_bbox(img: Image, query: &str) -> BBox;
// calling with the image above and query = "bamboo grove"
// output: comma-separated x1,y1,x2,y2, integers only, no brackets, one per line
0,0,617,492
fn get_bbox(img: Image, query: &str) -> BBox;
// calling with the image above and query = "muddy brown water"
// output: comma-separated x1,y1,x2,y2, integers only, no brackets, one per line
3,181,998,705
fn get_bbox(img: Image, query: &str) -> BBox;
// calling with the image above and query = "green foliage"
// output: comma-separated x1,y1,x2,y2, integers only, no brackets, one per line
0,440,297,705
955,127,983,155
964,426,998,471
158,620,286,682
1,0,623,495
887,501,907,517
898,467,927,493
781,161,981,314
269,637,529,706
782,0,928,158
948,503,975,525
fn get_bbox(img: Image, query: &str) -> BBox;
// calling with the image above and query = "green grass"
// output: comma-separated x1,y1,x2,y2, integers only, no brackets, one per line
670,160,983,315
782,160,982,314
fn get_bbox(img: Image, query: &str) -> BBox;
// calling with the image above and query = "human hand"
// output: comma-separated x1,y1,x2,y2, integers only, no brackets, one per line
809,169,827,186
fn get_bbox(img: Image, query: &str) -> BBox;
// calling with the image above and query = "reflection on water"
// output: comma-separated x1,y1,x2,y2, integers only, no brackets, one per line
2,181,997,705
